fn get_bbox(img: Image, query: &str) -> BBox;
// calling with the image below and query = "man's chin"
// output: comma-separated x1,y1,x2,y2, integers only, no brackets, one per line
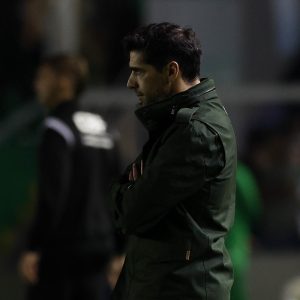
136,97,145,107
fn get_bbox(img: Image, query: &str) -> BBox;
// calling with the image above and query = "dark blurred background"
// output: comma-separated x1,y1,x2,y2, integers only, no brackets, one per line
1,1,300,299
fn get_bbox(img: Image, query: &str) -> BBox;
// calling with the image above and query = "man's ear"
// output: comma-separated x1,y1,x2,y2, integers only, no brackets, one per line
167,61,180,82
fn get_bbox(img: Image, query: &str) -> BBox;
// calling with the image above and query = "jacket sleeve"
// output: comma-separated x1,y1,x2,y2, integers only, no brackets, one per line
111,122,225,235
27,128,73,251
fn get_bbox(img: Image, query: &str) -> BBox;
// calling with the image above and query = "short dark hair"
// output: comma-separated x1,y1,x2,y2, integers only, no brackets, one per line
123,22,202,82
40,54,89,96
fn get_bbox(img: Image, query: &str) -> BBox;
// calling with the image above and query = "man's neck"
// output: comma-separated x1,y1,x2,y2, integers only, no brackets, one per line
47,97,74,110
172,78,200,95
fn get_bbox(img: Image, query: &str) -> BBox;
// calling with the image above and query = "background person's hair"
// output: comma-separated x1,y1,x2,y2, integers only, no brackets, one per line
123,22,202,82
40,54,89,97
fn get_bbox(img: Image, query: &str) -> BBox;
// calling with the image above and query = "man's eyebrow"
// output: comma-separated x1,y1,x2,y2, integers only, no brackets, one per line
129,66,142,71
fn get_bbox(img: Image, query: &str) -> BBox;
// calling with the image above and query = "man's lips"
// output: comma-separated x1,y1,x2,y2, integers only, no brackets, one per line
136,93,144,103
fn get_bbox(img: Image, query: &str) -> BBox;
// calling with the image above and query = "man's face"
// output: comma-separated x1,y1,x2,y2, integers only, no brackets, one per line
34,65,59,107
127,51,171,107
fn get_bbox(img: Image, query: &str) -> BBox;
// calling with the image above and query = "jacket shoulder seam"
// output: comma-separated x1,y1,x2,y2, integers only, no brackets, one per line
175,107,199,123
44,116,76,147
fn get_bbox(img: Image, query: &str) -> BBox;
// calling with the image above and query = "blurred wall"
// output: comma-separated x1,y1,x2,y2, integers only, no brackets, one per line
1,1,300,300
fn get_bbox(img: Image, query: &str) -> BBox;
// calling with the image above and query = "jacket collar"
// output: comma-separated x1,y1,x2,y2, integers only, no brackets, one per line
135,78,216,133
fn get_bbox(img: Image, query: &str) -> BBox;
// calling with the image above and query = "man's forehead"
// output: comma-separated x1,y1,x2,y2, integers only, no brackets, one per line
129,51,146,67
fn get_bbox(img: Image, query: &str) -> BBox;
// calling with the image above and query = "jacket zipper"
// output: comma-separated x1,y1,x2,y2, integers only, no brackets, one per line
185,240,192,261
185,249,191,261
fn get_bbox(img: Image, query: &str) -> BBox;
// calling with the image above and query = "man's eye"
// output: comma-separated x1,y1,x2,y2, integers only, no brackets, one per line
133,70,143,75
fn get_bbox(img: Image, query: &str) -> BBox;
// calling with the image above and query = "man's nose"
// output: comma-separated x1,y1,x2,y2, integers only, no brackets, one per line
127,72,137,89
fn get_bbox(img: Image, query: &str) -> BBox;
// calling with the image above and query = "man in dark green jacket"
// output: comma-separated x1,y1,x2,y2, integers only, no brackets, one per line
111,22,237,300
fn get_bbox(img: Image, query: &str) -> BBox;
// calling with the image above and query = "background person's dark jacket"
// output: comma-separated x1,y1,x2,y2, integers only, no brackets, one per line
28,101,119,269
111,79,237,300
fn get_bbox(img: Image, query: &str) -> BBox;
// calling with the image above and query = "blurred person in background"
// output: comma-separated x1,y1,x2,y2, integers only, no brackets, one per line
110,22,237,300
226,161,261,300
19,54,121,300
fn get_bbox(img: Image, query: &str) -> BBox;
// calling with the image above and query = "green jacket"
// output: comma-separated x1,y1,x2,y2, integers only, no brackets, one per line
111,79,237,300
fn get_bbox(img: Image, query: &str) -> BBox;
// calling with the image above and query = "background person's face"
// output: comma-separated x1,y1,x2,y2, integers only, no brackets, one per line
34,65,59,107
127,51,170,107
